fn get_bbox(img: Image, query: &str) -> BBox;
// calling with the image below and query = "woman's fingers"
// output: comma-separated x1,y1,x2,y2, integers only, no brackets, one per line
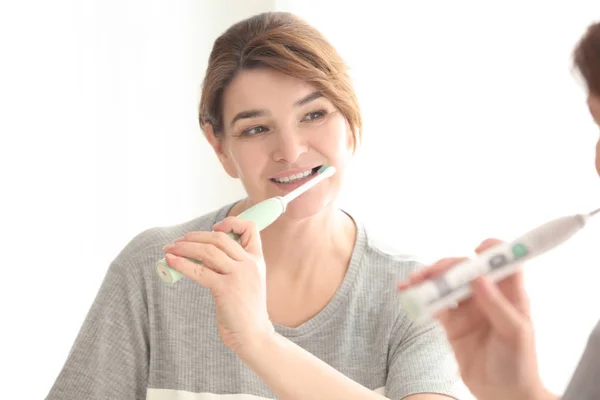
213,217,263,257
471,275,528,340
164,241,234,274
174,230,247,261
165,253,222,290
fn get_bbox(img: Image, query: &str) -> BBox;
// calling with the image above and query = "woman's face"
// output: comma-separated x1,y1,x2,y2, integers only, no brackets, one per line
588,94,600,176
209,68,354,219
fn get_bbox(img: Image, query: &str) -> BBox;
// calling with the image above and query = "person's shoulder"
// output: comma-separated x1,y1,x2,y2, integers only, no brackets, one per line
114,201,236,265
359,221,428,282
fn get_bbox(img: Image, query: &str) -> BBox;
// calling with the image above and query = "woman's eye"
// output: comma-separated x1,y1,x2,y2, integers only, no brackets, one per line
243,125,267,136
303,110,326,121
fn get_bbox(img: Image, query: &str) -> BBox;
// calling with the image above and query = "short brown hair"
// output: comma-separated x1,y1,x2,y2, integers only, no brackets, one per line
199,12,362,150
574,21,600,96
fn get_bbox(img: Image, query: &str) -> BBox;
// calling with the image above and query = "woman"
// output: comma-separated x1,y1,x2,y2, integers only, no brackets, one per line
398,21,600,400
46,12,458,400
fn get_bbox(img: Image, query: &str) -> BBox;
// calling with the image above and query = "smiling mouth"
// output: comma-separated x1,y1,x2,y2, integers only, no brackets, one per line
270,166,322,184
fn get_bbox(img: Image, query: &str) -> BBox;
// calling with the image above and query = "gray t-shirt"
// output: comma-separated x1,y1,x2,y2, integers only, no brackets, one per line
561,320,600,400
46,203,459,400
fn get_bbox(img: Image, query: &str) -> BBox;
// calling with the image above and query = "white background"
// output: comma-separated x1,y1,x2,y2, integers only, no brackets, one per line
1,1,599,399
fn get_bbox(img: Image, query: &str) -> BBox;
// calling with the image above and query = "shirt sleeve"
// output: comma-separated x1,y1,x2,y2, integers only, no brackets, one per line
561,320,600,400
45,258,150,400
385,314,460,399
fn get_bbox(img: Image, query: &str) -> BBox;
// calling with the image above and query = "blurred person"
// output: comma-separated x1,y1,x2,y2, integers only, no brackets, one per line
398,21,600,400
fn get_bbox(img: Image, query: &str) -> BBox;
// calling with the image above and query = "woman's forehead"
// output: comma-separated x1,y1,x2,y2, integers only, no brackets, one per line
223,69,320,111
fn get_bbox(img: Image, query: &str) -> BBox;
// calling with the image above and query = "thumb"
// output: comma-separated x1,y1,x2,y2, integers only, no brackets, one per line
213,216,263,256
475,237,504,254
471,275,527,340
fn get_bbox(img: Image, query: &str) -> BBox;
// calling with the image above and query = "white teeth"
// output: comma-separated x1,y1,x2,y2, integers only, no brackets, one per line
273,169,313,183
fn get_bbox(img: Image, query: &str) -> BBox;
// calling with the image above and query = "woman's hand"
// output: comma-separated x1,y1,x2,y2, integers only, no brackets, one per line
397,239,556,400
162,217,274,354
163,218,386,400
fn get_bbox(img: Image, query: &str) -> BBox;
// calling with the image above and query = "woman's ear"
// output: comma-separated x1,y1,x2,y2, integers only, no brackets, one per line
203,123,239,178
203,123,221,153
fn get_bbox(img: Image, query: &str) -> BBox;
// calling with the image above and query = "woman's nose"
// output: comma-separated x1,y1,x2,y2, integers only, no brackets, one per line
272,128,308,163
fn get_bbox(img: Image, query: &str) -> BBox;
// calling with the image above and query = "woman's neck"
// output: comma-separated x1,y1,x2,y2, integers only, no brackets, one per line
229,199,356,274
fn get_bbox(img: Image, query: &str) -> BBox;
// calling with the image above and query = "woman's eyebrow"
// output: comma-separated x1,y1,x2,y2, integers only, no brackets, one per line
294,91,322,107
230,109,270,128
230,92,322,128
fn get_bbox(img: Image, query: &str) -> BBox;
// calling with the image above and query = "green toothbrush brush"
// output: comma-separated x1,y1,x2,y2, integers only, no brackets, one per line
156,165,336,284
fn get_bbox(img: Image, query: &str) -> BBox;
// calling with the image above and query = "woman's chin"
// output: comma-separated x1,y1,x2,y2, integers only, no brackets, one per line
281,195,335,220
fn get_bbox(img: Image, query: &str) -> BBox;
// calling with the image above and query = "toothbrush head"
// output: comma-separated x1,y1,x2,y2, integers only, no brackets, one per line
317,165,336,177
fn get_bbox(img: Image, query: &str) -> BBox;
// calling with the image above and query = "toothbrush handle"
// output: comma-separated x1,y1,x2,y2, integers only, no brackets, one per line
399,214,587,322
156,197,285,285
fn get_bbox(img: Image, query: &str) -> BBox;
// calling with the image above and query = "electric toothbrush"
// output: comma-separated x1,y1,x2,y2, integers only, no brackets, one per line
156,165,336,284
398,207,600,324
